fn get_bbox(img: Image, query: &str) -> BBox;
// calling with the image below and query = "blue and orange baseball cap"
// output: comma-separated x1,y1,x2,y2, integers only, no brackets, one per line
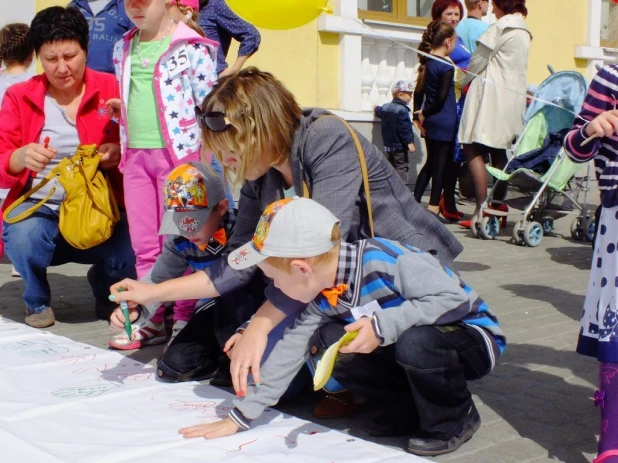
159,162,226,236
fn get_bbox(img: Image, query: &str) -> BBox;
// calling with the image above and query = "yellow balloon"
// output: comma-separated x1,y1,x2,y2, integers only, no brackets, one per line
227,0,330,30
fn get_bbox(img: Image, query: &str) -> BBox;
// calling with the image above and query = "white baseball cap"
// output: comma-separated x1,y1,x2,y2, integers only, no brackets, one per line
392,79,414,93
228,197,340,270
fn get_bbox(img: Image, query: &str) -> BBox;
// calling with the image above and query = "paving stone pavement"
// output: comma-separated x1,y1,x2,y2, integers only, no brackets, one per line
0,198,602,463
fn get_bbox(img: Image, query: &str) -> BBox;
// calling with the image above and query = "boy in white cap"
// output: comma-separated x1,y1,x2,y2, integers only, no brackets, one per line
108,162,264,385
373,79,416,184
179,196,505,457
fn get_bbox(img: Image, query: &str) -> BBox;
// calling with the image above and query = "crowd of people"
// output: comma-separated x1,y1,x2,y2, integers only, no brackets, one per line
0,0,616,462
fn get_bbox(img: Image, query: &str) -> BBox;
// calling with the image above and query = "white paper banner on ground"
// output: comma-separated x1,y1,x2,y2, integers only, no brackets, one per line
0,317,428,463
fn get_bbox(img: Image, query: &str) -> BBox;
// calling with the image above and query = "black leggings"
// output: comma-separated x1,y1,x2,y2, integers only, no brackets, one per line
414,139,454,206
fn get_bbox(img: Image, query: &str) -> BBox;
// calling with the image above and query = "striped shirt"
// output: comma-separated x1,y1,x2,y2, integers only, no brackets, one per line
565,65,618,208
229,238,505,429
136,209,237,323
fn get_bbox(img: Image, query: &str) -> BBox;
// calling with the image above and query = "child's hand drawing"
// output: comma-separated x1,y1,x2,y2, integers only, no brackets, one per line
51,383,120,398
109,306,139,332
0,340,69,357
179,417,239,439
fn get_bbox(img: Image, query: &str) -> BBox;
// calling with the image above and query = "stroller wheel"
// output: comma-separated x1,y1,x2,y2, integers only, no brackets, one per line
523,221,543,247
512,220,524,245
479,216,500,240
583,216,596,242
570,217,584,241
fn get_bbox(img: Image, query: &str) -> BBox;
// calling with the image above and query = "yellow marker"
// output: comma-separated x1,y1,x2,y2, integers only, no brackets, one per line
313,331,358,391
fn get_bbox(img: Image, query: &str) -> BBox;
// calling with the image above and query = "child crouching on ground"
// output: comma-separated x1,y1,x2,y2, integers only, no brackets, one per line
179,197,505,457
109,162,265,385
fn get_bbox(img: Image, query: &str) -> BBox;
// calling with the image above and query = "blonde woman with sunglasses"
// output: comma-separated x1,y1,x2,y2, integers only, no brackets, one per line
111,67,463,413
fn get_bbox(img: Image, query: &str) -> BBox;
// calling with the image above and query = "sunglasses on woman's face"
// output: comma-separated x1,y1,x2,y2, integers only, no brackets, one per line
195,106,231,132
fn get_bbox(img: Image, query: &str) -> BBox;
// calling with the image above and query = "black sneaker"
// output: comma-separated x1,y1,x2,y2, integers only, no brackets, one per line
406,404,481,457
366,414,418,437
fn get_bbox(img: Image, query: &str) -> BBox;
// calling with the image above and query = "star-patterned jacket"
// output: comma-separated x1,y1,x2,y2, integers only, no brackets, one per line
113,22,218,165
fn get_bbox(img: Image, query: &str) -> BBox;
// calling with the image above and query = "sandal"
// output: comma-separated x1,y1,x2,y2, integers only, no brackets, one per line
109,320,168,350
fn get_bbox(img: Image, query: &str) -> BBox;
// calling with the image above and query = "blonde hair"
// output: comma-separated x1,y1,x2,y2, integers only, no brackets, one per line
169,0,204,37
266,223,341,273
200,67,303,186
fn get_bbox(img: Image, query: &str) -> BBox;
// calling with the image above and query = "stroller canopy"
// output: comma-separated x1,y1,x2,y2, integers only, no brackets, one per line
525,70,588,134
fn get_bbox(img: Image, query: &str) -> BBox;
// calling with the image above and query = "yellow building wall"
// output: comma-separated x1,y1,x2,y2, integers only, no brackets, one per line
526,0,588,84
36,0,64,10
228,22,339,109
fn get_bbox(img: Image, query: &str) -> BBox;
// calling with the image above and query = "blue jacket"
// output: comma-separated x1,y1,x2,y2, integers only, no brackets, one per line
414,57,457,142
374,98,414,151
69,0,133,74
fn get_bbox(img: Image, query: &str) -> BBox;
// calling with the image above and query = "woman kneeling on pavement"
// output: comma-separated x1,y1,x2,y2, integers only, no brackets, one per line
110,66,463,419
0,7,136,328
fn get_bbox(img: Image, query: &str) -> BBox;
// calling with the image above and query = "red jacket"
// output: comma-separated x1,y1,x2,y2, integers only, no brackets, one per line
0,68,124,216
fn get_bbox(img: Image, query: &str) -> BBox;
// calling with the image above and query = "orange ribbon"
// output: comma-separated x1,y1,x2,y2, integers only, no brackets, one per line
321,284,348,307
196,228,227,251
211,227,227,246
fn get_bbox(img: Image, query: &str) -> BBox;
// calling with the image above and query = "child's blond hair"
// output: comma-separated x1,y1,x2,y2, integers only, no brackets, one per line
266,223,341,272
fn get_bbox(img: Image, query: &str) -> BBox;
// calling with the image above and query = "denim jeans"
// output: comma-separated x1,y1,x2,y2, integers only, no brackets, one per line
311,321,491,440
158,273,267,382
2,202,136,313
157,274,311,399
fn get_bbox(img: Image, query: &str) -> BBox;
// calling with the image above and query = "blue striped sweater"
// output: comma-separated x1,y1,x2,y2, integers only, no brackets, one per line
565,64,618,208
229,238,505,430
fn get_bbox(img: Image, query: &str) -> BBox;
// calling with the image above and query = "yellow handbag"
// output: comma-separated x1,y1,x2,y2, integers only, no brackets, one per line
4,144,120,250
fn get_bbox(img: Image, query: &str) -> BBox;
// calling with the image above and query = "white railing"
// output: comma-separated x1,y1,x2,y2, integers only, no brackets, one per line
361,36,420,111
318,0,425,112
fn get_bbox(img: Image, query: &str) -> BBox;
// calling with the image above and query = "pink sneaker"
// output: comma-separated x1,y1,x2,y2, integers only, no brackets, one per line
109,320,169,350
593,450,618,463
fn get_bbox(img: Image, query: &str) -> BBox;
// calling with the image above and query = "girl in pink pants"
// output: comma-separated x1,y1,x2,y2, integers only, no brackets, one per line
110,0,228,347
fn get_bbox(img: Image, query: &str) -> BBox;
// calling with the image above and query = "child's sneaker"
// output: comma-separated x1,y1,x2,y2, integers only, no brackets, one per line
109,320,169,350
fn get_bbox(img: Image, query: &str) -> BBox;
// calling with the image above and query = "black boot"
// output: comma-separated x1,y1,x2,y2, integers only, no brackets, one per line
407,404,481,457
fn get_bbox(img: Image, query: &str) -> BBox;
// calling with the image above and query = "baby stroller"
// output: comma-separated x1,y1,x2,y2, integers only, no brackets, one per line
474,66,591,247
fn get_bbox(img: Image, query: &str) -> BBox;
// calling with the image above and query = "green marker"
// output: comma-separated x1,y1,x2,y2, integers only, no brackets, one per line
118,288,132,340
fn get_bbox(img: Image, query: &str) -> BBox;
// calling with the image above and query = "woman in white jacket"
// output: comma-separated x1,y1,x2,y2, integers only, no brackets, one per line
458,0,532,224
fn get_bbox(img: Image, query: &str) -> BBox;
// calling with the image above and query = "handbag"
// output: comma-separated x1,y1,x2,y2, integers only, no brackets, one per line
302,115,374,237
4,144,120,250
